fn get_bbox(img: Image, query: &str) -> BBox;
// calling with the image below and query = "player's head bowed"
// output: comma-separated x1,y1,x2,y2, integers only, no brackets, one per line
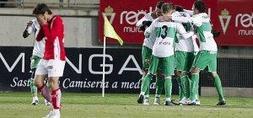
161,3,174,15
33,3,53,24
154,0,165,17
193,0,206,14
33,3,52,15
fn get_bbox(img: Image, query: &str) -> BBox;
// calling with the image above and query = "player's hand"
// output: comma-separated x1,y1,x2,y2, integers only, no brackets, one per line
26,21,33,27
212,29,220,38
25,21,33,30
37,15,47,25
23,21,32,38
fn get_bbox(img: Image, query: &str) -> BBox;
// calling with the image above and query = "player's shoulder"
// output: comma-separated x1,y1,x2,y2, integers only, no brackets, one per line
172,11,180,17
172,22,183,28
53,15,63,22
193,13,209,19
153,18,159,22
145,13,154,21
193,13,210,22
31,18,37,23
50,15,63,25
152,18,160,24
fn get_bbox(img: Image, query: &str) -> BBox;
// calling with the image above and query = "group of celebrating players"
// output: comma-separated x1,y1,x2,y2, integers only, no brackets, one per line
20,1,227,118
136,0,226,106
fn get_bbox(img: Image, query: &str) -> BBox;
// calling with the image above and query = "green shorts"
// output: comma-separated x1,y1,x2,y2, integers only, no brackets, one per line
192,50,217,72
175,51,195,72
30,55,41,69
148,55,175,76
141,46,152,71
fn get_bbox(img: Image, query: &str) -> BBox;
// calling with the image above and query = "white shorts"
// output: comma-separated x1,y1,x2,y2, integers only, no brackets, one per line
35,59,66,77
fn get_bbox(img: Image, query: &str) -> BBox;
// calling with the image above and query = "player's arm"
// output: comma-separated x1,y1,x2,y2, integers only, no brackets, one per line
191,15,202,27
144,19,157,38
136,15,152,31
23,21,33,38
36,27,44,41
176,23,194,39
192,34,200,52
40,16,63,42
172,12,192,23
136,16,147,27
183,9,194,16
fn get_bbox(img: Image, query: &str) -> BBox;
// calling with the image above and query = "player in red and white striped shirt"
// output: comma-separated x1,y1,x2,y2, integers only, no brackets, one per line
33,3,66,118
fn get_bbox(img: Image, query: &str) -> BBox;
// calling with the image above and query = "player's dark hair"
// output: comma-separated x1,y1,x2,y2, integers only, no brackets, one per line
194,0,206,13
33,3,52,15
175,5,184,12
161,3,174,14
156,0,165,9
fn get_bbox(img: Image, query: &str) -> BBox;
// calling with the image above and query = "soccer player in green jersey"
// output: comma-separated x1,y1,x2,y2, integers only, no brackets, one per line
136,1,164,105
189,1,226,105
137,3,194,106
172,9,200,105
23,19,50,106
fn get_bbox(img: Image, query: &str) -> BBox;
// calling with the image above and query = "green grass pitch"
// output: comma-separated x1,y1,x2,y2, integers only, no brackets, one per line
0,92,253,118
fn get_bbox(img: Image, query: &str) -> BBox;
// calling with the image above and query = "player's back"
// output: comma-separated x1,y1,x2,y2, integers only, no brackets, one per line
175,22,197,52
152,20,178,57
192,13,217,52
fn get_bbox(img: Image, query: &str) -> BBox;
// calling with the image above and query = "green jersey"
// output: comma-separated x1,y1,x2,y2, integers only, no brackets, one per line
136,13,155,49
192,13,217,52
145,19,194,57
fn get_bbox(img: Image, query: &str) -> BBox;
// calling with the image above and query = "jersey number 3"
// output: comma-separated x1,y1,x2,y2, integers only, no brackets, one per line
161,25,168,39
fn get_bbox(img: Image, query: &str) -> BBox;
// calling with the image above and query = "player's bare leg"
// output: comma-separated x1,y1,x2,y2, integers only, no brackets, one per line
35,75,51,102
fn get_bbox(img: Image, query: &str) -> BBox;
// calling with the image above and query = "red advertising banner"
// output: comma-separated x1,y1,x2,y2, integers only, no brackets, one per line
99,0,253,46
215,0,253,46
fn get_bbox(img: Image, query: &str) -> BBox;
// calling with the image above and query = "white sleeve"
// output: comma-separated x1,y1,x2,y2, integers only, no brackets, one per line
183,9,193,16
26,25,33,34
191,16,202,27
144,20,156,38
172,12,191,23
176,23,194,39
181,12,191,18
192,35,199,52
136,15,148,27
29,19,37,34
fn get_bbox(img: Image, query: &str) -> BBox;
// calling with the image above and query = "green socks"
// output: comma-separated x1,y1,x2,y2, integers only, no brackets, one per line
29,79,37,96
176,76,183,100
214,75,225,101
177,74,191,100
179,75,188,100
140,74,152,94
155,76,164,97
185,76,191,99
190,73,199,101
141,75,150,96
164,76,172,99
